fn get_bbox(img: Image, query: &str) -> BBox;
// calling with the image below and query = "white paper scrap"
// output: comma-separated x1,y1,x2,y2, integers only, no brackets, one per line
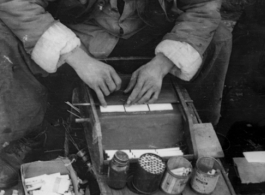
148,104,173,111
125,105,149,112
100,105,125,113
156,147,181,152
171,167,191,176
131,149,158,158
243,151,265,163
25,174,48,185
157,151,183,157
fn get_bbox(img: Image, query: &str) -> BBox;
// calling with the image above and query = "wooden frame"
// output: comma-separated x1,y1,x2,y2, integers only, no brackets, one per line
77,75,198,173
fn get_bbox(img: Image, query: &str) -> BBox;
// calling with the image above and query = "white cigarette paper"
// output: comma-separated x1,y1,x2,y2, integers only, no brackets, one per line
100,105,125,112
148,104,173,111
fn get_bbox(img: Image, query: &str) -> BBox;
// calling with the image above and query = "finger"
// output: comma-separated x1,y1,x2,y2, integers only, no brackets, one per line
126,78,145,105
110,70,122,91
95,89,107,107
105,76,117,93
137,89,154,104
124,72,138,93
132,81,151,104
100,83,110,96
148,89,160,103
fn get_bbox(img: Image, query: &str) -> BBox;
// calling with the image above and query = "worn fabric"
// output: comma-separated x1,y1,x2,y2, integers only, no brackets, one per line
155,40,202,81
0,0,221,54
0,0,221,80
216,0,265,135
0,0,230,145
181,23,232,125
0,18,231,146
31,22,81,73
108,22,232,125
0,21,47,146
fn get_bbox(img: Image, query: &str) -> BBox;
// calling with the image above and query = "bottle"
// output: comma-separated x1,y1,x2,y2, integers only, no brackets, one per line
107,150,129,190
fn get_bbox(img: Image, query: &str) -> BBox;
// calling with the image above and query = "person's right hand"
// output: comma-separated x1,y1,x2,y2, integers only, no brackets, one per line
66,48,122,106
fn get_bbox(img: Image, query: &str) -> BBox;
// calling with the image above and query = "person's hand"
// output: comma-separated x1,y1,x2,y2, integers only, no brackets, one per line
124,53,174,105
66,48,122,106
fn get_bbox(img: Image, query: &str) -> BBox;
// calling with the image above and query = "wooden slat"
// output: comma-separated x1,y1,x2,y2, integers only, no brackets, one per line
77,83,104,173
192,123,224,158
171,77,198,160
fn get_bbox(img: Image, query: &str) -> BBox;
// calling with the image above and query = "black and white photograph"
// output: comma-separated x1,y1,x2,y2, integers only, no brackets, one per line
0,0,264,194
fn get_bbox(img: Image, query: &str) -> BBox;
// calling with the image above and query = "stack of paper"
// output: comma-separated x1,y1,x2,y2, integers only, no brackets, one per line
100,103,173,113
233,151,265,184
25,173,74,195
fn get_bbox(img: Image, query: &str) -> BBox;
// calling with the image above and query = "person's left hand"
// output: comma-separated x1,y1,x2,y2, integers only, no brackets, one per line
124,53,174,105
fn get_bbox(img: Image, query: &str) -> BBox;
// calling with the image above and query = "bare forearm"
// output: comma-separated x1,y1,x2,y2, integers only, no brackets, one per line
152,53,174,77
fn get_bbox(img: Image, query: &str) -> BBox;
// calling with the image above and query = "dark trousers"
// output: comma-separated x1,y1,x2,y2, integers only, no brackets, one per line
0,20,231,145
216,0,265,135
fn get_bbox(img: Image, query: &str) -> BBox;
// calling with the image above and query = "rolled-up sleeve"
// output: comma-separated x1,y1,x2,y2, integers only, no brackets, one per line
31,22,81,73
0,0,81,73
156,0,221,81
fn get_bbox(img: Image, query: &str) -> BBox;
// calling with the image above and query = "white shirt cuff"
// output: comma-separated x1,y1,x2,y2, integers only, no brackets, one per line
155,40,202,81
31,21,81,73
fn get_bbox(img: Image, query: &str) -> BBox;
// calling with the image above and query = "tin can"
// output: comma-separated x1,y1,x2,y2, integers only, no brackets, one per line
107,150,130,190
161,157,192,194
190,157,221,194
132,153,166,194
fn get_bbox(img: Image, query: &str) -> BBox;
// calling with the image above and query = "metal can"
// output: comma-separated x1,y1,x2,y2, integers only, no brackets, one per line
107,150,130,190
161,157,192,195
132,153,166,194
190,157,221,194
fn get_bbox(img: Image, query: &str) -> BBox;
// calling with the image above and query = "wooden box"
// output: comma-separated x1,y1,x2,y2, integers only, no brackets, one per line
75,74,235,195
76,75,197,173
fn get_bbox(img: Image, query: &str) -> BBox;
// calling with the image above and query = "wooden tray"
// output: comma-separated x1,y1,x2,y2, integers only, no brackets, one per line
76,75,197,173
74,74,236,195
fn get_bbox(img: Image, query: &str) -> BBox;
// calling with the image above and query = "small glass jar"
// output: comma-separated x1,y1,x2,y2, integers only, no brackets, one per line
107,150,130,190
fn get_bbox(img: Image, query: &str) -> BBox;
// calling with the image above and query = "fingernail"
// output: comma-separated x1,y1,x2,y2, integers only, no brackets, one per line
126,100,131,105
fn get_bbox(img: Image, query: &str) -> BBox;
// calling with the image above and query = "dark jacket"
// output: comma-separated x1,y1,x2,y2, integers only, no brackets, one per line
0,0,222,57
